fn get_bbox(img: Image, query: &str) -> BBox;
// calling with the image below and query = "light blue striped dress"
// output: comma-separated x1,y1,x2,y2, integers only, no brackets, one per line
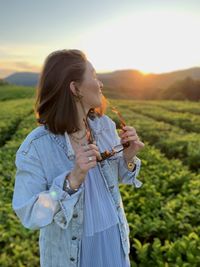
80,165,131,267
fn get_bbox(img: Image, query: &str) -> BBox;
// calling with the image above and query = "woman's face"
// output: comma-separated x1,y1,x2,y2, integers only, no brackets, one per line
78,60,103,109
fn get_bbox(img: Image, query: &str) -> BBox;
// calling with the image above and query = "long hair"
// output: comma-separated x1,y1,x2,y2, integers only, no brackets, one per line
34,49,108,134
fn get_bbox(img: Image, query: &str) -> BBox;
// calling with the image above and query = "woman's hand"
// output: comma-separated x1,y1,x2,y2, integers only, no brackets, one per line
119,125,145,161
69,142,101,187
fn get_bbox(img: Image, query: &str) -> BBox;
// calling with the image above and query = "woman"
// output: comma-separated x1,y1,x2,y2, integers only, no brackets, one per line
12,49,145,267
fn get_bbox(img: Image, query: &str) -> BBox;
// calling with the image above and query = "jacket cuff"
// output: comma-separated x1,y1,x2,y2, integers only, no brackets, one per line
49,170,84,229
49,170,84,200
118,155,143,188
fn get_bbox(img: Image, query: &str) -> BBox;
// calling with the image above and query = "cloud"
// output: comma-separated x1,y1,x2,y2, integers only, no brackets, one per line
0,43,56,67
0,60,41,78
0,43,52,78
0,42,71,78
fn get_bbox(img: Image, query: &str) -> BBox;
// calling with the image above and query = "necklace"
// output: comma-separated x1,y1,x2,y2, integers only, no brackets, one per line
70,129,87,144
70,135,87,145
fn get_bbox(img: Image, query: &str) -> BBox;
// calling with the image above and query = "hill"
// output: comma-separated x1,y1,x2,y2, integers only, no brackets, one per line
98,67,200,98
4,67,200,100
4,67,200,88
5,72,39,86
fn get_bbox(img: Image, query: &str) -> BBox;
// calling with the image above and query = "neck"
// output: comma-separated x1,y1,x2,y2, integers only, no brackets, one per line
70,101,95,144
76,101,90,132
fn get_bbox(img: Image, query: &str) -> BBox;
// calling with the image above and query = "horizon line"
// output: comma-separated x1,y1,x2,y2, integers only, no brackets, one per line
1,65,200,79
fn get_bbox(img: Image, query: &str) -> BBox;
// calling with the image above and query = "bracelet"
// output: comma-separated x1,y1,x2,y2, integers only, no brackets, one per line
63,173,80,194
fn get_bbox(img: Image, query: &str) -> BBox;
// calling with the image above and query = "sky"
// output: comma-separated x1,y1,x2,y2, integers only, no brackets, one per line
0,0,200,78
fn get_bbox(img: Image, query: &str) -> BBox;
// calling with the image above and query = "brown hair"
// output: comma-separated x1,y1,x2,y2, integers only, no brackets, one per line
34,49,108,135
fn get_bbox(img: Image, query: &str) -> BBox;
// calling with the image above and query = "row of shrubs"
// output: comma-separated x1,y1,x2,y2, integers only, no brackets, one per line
1,96,200,266
0,84,35,101
0,98,34,146
108,100,200,172
0,113,40,267
137,100,200,116
116,110,199,172
120,144,200,266
125,101,200,133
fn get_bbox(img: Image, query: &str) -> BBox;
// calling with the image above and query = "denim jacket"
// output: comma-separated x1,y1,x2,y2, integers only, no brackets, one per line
12,114,142,267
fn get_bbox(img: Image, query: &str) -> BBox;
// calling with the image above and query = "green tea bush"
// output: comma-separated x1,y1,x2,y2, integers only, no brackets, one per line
0,85,35,101
1,96,200,266
0,99,34,146
126,102,200,133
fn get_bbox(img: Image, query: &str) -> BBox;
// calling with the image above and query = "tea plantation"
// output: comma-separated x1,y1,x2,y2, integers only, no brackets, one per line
0,84,200,266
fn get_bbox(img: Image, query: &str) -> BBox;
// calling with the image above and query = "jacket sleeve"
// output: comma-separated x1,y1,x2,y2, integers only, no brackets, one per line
117,154,142,188
12,143,84,230
105,115,143,188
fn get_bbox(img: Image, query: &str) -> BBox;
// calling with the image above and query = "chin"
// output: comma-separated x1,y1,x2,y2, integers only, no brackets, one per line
93,98,102,108
89,95,102,109
97,99,102,107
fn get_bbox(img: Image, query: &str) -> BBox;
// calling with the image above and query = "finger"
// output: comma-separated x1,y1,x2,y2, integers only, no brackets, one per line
79,161,97,172
122,125,136,132
121,131,138,139
85,161,97,169
85,143,100,154
77,147,100,162
121,136,139,143
82,157,98,168
136,140,145,146
87,149,102,161
84,149,101,159
78,156,94,165
80,143,101,160
85,155,96,163
121,132,137,138
80,143,98,152
121,127,137,135
82,144,91,152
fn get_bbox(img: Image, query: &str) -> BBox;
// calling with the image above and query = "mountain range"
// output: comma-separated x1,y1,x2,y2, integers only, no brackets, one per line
3,67,200,100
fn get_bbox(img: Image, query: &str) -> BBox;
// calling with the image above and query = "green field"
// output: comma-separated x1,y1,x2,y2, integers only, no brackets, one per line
1,84,200,267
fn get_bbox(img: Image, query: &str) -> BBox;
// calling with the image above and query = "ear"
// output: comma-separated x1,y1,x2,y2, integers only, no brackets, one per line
69,81,80,96
69,81,77,95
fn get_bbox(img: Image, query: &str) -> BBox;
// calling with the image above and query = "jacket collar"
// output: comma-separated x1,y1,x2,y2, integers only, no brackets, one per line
47,116,102,160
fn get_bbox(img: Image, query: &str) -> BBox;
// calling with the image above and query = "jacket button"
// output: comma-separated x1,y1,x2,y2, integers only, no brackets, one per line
73,213,78,218
109,185,114,189
117,205,120,209
70,257,75,261
72,236,77,240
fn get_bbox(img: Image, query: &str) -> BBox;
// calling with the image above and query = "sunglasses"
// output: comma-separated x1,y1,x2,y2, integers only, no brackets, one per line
83,106,130,162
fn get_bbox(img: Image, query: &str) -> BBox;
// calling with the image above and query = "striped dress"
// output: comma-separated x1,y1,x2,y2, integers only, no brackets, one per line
80,165,131,267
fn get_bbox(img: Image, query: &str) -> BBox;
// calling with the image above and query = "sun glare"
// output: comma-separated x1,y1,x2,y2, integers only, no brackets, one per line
78,10,200,74
1,8,200,78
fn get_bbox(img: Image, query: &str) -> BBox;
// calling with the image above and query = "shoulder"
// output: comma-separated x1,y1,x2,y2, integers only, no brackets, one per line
90,114,116,128
103,114,115,124
99,114,116,128
16,125,49,156
90,115,117,140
